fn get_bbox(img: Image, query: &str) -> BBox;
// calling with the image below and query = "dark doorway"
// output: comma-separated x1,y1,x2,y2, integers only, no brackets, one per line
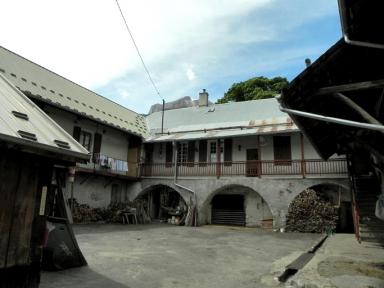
246,149,259,177
337,202,354,233
143,186,186,222
211,194,245,226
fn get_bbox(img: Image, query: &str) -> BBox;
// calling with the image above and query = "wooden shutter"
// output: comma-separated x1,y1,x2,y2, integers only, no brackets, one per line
165,142,173,167
224,138,232,166
93,133,102,154
187,141,195,167
73,126,81,141
144,143,154,163
199,140,207,166
273,136,292,165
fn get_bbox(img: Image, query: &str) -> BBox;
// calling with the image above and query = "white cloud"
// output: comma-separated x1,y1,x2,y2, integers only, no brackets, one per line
185,65,196,81
118,88,130,100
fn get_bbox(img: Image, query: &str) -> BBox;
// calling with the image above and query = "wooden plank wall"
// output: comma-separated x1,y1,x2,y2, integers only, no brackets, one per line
0,151,46,268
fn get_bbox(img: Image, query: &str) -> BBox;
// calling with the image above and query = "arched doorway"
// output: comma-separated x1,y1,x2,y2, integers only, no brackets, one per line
207,185,273,228
287,184,353,233
136,185,187,224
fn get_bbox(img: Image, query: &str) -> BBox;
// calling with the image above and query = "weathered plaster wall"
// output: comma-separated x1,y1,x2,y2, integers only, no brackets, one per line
128,177,349,229
68,175,130,208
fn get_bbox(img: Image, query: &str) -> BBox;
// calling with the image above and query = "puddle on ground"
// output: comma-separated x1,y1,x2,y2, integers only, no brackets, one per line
318,258,384,280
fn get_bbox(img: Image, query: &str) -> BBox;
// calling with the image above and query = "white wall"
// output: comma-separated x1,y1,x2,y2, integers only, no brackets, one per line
145,132,345,167
45,105,129,161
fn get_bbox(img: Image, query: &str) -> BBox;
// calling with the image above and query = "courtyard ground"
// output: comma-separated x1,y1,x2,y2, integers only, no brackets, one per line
40,224,384,288
40,224,320,288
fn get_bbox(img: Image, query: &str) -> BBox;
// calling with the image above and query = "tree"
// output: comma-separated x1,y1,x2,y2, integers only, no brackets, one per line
217,76,289,104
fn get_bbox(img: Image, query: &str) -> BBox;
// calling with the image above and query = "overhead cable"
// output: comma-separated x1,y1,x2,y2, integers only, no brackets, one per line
115,0,163,101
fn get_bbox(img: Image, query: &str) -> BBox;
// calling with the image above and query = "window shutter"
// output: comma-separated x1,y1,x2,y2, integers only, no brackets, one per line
187,141,195,166
199,140,207,166
273,136,292,165
224,138,232,166
73,126,81,141
165,142,173,167
93,133,102,154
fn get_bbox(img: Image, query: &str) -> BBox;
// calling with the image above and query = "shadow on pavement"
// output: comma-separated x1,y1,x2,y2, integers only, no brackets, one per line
40,266,130,288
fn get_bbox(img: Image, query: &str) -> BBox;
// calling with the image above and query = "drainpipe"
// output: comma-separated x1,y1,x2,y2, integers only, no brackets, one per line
172,141,197,225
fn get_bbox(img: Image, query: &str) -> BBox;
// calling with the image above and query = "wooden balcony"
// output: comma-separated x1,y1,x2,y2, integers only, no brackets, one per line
139,159,348,178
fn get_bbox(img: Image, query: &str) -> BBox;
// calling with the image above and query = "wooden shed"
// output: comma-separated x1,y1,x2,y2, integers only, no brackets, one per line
0,74,89,287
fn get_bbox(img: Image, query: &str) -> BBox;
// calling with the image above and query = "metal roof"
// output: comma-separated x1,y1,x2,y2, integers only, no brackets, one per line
0,73,90,162
0,46,148,138
146,98,298,142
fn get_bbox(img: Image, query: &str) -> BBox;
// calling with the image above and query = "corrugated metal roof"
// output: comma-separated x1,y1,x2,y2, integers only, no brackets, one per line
146,99,299,142
146,98,290,133
0,46,148,138
0,73,90,161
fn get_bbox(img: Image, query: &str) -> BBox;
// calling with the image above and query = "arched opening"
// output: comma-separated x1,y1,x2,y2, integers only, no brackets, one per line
287,184,353,233
207,185,273,228
136,185,187,224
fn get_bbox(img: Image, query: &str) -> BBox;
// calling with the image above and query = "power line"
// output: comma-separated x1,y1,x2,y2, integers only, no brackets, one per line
115,0,163,101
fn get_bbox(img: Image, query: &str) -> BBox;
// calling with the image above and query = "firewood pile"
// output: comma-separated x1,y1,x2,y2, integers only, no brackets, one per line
71,199,150,224
286,189,338,233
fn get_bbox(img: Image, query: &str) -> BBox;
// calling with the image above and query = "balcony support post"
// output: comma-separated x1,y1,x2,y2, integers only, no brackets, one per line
173,141,178,181
257,136,262,178
300,133,306,178
216,139,221,178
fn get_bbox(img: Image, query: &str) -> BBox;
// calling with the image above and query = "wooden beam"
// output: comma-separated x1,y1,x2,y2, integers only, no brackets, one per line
313,79,384,96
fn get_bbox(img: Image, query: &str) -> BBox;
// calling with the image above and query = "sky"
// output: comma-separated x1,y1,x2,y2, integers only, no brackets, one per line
0,0,342,114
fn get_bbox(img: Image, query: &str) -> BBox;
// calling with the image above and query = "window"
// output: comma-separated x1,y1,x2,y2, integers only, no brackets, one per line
177,142,188,164
79,131,92,151
273,136,292,165
209,139,224,162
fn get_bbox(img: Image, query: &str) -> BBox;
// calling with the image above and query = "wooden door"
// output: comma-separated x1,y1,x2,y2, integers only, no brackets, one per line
246,149,259,177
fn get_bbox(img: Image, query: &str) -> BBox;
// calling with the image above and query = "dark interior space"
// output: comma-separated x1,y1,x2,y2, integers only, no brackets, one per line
212,194,244,210
211,194,245,226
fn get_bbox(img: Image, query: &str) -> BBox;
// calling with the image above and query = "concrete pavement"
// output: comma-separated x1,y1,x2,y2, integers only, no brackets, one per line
287,234,384,288
40,224,320,288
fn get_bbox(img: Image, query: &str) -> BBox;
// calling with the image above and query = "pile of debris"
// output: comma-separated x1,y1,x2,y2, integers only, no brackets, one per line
286,188,338,233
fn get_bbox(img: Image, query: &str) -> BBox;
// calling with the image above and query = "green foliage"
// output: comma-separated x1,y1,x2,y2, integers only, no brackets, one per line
217,76,289,104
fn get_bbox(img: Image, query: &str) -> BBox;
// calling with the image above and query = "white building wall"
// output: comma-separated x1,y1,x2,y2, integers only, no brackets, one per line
147,132,343,167
45,105,129,161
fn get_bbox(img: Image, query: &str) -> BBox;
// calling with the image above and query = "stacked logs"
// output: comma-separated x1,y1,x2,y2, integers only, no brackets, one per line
286,188,338,233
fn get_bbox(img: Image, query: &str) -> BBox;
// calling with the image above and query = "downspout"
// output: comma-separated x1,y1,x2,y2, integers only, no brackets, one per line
172,141,198,225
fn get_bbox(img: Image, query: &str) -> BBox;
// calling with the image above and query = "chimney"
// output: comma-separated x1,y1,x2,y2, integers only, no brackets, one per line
305,58,312,67
199,89,209,107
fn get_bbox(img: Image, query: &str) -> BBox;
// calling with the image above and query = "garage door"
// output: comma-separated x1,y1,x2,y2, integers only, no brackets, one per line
211,194,245,226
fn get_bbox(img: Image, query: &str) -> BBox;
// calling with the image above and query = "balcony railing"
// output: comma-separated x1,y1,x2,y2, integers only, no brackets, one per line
139,159,348,178
77,153,129,175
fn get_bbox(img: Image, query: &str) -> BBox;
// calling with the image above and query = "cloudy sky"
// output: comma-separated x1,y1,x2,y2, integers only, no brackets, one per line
0,0,341,114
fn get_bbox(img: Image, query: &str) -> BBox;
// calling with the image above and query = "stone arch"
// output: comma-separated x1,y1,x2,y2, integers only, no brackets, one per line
134,184,188,222
286,183,353,233
201,184,273,228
